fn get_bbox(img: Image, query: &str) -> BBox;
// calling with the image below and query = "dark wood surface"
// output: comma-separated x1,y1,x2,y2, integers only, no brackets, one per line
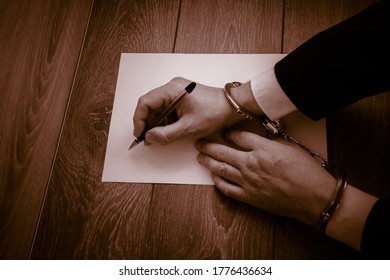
1,0,387,260
0,0,93,259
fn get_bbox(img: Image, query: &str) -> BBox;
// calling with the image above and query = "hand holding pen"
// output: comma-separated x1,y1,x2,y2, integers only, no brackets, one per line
130,81,196,149
131,77,244,147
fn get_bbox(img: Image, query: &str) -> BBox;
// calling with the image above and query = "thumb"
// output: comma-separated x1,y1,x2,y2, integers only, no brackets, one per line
145,119,190,145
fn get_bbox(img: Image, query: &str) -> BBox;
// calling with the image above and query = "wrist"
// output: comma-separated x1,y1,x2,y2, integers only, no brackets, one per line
325,185,378,251
230,82,266,117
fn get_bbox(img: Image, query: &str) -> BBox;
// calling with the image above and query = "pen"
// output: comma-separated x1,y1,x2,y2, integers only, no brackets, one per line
129,81,197,150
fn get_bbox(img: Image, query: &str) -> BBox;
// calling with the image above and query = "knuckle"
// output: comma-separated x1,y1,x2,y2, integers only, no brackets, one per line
170,76,182,83
245,153,260,171
218,163,228,177
214,146,227,162
137,95,148,107
220,184,233,198
169,77,192,92
170,76,186,84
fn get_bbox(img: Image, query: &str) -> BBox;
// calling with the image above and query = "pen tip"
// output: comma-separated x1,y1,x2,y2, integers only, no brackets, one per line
129,140,139,150
185,82,196,94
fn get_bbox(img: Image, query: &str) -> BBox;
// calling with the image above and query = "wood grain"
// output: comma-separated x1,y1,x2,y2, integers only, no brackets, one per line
0,0,92,259
274,0,385,259
28,0,389,259
31,0,181,259
175,0,283,53
144,185,275,259
282,0,379,53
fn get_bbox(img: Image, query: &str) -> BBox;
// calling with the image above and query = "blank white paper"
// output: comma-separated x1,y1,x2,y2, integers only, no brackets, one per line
102,54,327,185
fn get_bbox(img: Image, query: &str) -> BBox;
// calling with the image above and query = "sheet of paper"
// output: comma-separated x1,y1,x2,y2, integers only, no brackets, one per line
102,54,327,185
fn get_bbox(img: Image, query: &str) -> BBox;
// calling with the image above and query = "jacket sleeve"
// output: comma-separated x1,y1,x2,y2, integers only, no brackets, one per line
361,198,390,259
274,0,390,121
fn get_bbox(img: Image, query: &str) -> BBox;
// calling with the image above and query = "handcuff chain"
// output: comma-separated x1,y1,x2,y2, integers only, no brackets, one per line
263,119,329,169
283,132,328,168
225,81,330,170
225,81,347,231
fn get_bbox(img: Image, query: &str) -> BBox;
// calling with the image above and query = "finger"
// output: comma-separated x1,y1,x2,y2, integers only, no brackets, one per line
197,153,242,185
195,139,244,169
133,85,176,137
211,174,248,203
145,121,186,144
144,114,197,144
223,130,272,151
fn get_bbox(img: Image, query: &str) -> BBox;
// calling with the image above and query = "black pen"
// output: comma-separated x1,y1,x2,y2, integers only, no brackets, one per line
129,82,197,150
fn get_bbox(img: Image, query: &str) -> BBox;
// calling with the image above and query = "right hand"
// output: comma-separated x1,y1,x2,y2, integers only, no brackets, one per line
133,77,243,145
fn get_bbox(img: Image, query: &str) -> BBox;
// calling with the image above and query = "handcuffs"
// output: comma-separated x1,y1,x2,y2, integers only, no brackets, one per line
224,82,347,232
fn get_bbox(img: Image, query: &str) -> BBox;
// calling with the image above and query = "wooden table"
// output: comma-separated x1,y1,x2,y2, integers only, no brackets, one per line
1,0,388,259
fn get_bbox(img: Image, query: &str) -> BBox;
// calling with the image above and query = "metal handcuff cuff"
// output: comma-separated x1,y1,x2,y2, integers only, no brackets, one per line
224,82,347,232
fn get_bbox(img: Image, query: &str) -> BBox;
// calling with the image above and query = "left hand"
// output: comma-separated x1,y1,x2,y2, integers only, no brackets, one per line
195,130,337,225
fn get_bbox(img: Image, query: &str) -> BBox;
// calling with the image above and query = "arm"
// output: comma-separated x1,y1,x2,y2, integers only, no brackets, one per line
216,80,386,255
197,1,390,256
195,130,382,255
360,199,390,258
325,185,378,251
235,1,390,123
274,0,390,120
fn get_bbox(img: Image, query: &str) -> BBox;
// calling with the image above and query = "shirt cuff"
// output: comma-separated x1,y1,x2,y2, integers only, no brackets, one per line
250,67,297,120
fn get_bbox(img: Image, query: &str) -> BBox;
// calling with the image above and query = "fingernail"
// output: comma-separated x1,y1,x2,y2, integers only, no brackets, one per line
145,133,156,144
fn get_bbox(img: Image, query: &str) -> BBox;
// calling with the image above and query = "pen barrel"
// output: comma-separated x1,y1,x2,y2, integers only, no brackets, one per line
137,90,188,141
150,90,188,126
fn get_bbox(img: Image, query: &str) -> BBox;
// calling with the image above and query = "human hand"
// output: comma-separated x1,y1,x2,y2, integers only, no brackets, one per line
133,77,243,145
195,130,337,225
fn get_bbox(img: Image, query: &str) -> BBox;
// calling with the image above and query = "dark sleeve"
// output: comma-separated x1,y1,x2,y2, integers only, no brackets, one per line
274,0,390,120
361,198,390,259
